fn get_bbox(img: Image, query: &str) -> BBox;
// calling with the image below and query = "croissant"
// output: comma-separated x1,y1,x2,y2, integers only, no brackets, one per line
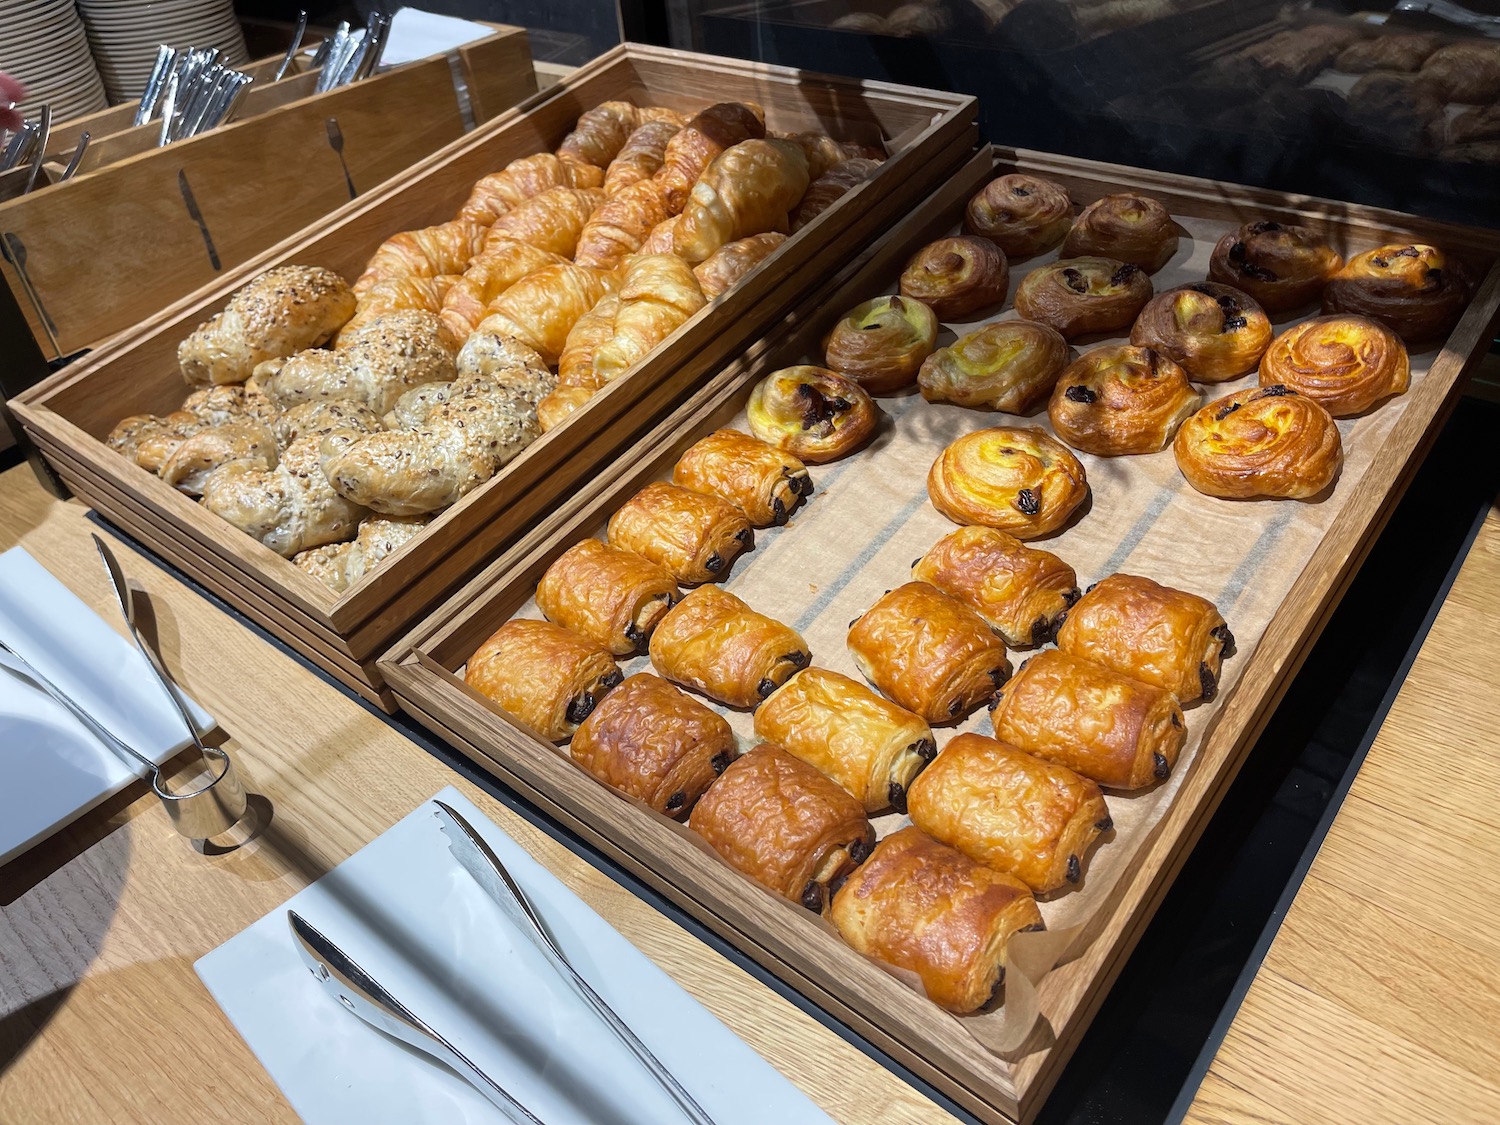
639,216,680,255
557,100,645,174
790,157,880,231
159,418,279,495
354,221,486,295
673,139,810,264
557,294,622,390
537,386,597,433
592,255,707,381
483,187,607,259
572,181,673,271
693,233,787,299
781,132,884,179
603,121,681,195
473,263,620,365
654,102,767,213
457,153,597,226
338,276,454,343
438,239,567,339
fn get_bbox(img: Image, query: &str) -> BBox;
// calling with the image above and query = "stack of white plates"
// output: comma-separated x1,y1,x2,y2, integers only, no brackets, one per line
0,0,110,125
77,0,248,104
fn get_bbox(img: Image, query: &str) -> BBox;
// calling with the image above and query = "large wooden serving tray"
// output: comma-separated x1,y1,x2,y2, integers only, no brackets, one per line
9,45,978,709
379,145,1500,1122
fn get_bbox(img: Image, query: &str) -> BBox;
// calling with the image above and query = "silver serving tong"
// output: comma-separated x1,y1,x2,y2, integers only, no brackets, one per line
60,131,90,180
274,12,308,81
22,104,49,194
134,45,176,127
2,120,39,171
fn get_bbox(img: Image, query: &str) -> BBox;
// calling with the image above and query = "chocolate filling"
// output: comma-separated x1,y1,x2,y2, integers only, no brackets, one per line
800,881,824,912
948,698,965,717
788,472,813,497
914,737,938,763
1211,623,1237,656
1067,855,1081,883
710,751,732,774
1153,752,1171,779
664,790,686,812
565,692,596,724
888,780,908,813
735,527,754,547
1200,662,1218,702
704,553,724,572
850,836,873,863
756,677,778,698
1095,815,1114,831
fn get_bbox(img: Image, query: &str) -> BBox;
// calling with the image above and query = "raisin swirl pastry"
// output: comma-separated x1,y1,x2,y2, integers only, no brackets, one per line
1061,193,1179,273
569,673,736,818
1259,315,1409,417
1014,257,1153,339
756,668,936,814
607,481,754,586
823,295,939,394
1047,344,1201,457
535,539,679,656
465,619,623,743
746,366,880,463
907,733,1111,894
847,582,1011,725
1208,221,1343,312
912,525,1080,647
917,320,1071,413
1321,244,1470,344
989,649,1186,791
830,826,1042,1014
898,236,1010,321
1130,282,1273,383
964,173,1074,259
691,744,874,913
672,429,811,527
1174,385,1343,500
649,586,810,708
928,426,1089,538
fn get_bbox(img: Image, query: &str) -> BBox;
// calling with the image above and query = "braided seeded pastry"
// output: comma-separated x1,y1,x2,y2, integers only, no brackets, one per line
1207,221,1342,312
1062,193,1179,273
928,426,1088,538
898,236,1009,321
1129,282,1272,383
1047,344,1201,457
291,514,431,593
1174,385,1343,500
746,366,880,463
823,295,939,394
964,173,1073,259
1321,244,1470,343
654,102,767,213
354,220,485,296
1259,315,1409,416
465,619,623,743
673,139,810,263
159,417,279,495
1014,257,1153,339
918,320,1071,413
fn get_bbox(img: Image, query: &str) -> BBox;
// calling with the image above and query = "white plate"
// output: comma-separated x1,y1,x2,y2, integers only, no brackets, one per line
197,786,834,1125
0,546,214,866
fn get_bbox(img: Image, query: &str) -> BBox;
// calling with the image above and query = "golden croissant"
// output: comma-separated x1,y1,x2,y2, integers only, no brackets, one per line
791,157,879,231
603,120,681,195
438,239,567,339
654,102,766,214
557,100,647,174
558,293,622,389
473,262,620,365
572,180,673,271
485,187,606,258
693,233,787,299
673,139,810,263
338,276,454,343
354,220,485,295
592,255,707,382
457,153,599,225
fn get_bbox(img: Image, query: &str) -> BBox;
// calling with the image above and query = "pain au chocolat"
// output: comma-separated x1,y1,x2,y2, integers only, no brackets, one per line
649,585,809,708
465,619,623,743
535,538,679,655
607,481,754,586
912,525,1080,647
672,428,811,527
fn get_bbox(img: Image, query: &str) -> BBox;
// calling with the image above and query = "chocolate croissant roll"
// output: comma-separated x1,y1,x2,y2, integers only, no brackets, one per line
1061,193,1179,273
1259,315,1409,417
649,586,810,708
465,619,623,743
898,236,1010,321
1047,344,1201,457
1129,282,1273,383
570,673,736,817
912,525,1080,647
917,320,1071,413
746,366,880,463
1058,573,1233,703
535,539,679,655
928,426,1089,539
990,650,1185,790
672,428,811,526
823,295,939,394
755,668,936,813
907,733,1110,894
1174,385,1343,500
964,173,1073,259
1208,221,1343,312
830,826,1043,1014
847,582,1011,725
607,481,754,585
1014,257,1153,339
1321,244,1470,344
690,744,874,912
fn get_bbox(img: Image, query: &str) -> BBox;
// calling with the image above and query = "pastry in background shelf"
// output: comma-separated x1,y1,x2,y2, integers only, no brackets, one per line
964,172,1073,259
1444,104,1500,149
355,220,486,296
1417,41,1500,105
556,101,668,179
159,417,279,496
673,138,811,263
912,525,1079,647
692,233,787,299
535,538,679,656
756,668,936,813
591,255,708,380
1344,72,1445,154
1061,192,1179,273
1013,257,1152,339
1321,244,1470,344
823,295,939,394
989,649,1186,790
457,152,601,226
780,131,885,179
907,733,1110,894
672,429,811,527
464,618,623,742
438,239,567,339
291,513,431,593
649,586,810,708
1174,384,1343,500
339,276,454,342
847,582,1011,725
473,262,620,365
572,181,672,270
917,320,1071,413
1207,221,1342,312
1046,344,1200,457
927,426,1088,538
746,366,880,463
1129,282,1273,383
177,265,356,386
570,673,735,818
898,235,1009,321
1259,315,1409,416
655,102,767,213
690,744,873,913
790,156,881,231
483,186,608,258
829,826,1042,1014
1334,31,1439,73
603,120,681,195
607,480,754,586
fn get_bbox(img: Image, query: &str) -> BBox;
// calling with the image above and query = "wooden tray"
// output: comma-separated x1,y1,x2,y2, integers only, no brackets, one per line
9,44,978,708
378,145,1500,1123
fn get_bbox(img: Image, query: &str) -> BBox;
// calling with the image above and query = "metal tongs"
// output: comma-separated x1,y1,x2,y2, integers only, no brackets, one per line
313,13,391,94
1392,0,1500,34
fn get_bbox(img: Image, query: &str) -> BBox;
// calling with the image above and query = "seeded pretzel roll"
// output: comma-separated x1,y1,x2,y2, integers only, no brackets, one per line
1321,244,1471,344
917,320,1071,413
746,365,880,463
928,426,1089,538
1047,344,1201,457
907,733,1111,894
898,236,1010,321
1174,385,1343,500
1208,221,1343,312
672,429,811,526
535,539,679,655
1014,257,1153,339
989,649,1186,791
964,173,1074,259
465,619,623,743
1061,193,1179,273
607,481,753,586
912,525,1080,647
1129,282,1273,383
823,295,940,394
649,586,810,708
847,582,1012,725
1259,315,1409,417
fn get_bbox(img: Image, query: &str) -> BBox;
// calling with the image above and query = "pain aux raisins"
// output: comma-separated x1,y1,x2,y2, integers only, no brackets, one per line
1064,384,1097,403
1015,488,1041,515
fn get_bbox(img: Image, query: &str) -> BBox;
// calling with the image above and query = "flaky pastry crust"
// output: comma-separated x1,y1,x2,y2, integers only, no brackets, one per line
1129,282,1273,383
535,538,680,655
649,586,810,708
1259,315,1409,416
928,426,1088,538
917,320,1071,413
607,481,754,586
1047,344,1201,457
465,619,623,742
1174,385,1343,500
912,525,1080,647
1014,256,1153,339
